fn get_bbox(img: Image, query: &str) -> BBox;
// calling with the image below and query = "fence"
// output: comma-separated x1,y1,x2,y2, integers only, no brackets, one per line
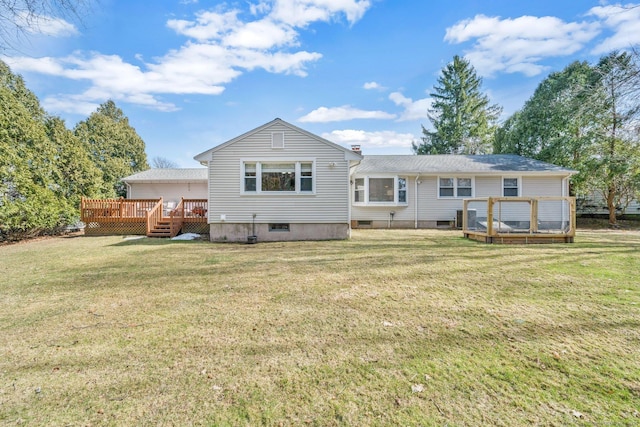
462,196,576,244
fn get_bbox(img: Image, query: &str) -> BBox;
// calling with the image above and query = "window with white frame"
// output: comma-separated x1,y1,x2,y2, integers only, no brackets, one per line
242,161,314,194
439,177,474,198
353,176,408,205
503,177,519,196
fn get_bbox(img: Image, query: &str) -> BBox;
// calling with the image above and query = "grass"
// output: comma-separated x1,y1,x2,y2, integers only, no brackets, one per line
1,229,639,426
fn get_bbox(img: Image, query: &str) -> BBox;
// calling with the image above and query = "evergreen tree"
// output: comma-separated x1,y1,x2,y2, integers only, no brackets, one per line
414,55,501,155
74,100,149,197
0,63,68,238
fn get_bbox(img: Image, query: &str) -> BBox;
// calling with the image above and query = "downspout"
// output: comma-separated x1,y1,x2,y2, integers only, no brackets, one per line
414,175,420,229
125,182,132,198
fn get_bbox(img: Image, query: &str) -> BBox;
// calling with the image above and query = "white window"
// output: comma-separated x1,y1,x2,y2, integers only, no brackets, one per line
353,176,408,205
244,163,257,192
503,177,519,197
262,163,295,192
354,178,365,203
242,161,314,194
439,177,474,198
398,177,407,203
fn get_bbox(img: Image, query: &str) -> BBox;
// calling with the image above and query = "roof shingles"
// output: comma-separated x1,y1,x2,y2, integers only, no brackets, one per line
353,155,576,175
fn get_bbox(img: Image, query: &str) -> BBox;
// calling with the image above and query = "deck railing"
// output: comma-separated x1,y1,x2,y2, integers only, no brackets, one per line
462,196,576,243
81,198,160,222
145,198,164,235
81,197,208,236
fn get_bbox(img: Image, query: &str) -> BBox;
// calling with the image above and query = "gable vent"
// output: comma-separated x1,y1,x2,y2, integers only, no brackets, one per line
272,132,284,149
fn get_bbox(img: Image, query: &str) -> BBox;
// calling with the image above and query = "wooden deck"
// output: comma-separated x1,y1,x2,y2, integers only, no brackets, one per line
462,196,576,244
81,198,208,237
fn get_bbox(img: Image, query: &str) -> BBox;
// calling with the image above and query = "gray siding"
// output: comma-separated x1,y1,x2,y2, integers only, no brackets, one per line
351,173,568,227
128,182,207,203
207,122,350,224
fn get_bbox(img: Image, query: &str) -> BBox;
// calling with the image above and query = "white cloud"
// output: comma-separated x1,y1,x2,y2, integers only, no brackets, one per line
588,4,640,54
298,106,396,122
322,129,417,148
363,81,383,90
41,97,98,116
270,0,371,27
15,12,78,37
444,14,600,77
389,92,432,121
4,0,372,114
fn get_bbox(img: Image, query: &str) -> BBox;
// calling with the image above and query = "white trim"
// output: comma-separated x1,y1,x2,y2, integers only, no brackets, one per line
502,176,521,197
240,158,316,195
436,176,476,199
352,175,409,206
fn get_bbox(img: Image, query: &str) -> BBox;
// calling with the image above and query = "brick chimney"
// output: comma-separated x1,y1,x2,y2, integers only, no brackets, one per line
351,144,362,155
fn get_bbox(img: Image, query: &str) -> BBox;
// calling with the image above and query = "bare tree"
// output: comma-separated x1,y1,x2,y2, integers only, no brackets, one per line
0,0,90,49
151,156,179,169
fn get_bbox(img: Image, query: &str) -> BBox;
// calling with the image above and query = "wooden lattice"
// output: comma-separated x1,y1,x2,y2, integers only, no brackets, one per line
81,198,208,237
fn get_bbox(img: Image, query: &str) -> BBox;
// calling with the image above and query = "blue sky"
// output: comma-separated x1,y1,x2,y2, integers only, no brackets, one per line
3,0,640,166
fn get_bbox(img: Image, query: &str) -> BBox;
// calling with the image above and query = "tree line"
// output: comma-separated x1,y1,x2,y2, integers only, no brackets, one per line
0,60,148,241
414,51,640,225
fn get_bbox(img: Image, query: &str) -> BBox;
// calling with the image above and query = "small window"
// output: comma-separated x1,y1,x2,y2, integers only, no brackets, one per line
439,177,473,198
244,163,256,192
457,178,472,197
439,178,454,197
398,178,407,203
272,132,284,149
300,163,313,192
503,178,519,197
269,223,290,232
354,178,365,202
357,220,372,227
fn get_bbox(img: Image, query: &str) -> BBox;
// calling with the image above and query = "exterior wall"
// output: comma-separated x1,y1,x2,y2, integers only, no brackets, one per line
127,182,207,204
206,122,352,235
209,223,349,242
351,174,568,229
577,191,640,216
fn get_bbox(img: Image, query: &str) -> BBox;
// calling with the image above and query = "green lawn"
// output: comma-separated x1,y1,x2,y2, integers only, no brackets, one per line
1,229,639,426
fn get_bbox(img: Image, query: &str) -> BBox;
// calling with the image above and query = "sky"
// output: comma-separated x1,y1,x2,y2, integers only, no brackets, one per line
3,0,640,167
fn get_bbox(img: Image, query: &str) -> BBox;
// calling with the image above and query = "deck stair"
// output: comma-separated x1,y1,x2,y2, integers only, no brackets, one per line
147,218,174,237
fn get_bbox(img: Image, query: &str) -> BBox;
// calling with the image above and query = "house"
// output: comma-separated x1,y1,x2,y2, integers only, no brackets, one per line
122,168,208,205
117,118,576,242
192,118,362,242
350,155,575,229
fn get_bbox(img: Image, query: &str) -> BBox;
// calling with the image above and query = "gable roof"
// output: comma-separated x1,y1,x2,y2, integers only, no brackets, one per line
122,168,207,183
353,155,577,175
193,118,363,163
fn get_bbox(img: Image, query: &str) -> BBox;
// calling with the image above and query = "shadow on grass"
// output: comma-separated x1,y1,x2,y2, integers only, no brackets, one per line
109,237,210,247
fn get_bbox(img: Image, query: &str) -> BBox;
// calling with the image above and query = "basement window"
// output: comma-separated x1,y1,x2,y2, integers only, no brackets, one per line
269,223,290,232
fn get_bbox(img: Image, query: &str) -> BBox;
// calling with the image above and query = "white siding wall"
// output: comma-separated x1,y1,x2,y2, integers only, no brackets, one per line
128,182,208,203
350,176,416,222
351,173,568,227
208,122,351,224
522,176,563,197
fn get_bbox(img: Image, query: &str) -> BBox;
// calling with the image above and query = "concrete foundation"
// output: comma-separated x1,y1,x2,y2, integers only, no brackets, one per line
350,220,455,229
209,223,351,243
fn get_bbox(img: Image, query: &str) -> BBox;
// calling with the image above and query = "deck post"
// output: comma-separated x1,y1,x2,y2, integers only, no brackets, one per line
487,197,494,237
